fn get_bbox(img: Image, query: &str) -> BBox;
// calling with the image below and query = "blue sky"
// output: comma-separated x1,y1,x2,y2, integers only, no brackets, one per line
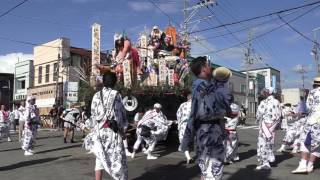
0,0,320,89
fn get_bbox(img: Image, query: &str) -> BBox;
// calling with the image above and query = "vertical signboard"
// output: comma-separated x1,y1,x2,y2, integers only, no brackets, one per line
272,75,277,92
140,35,147,58
123,60,132,88
91,23,101,85
168,69,174,86
158,58,167,84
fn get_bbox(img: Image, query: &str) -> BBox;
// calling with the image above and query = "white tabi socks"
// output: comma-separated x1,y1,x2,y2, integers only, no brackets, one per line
292,159,308,174
184,151,192,164
123,139,132,157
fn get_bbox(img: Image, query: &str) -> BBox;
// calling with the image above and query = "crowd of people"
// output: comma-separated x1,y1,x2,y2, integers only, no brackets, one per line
1,56,320,180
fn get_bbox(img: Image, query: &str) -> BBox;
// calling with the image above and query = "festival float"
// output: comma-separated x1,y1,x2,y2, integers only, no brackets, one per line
93,24,193,120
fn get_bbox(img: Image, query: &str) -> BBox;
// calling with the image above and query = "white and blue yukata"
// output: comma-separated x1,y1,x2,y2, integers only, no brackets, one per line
256,95,281,166
181,78,232,180
133,109,170,156
0,110,10,139
225,103,240,163
299,87,320,157
82,87,128,180
21,102,40,152
176,100,192,146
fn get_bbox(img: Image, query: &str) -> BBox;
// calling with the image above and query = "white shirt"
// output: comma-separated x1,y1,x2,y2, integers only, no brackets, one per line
14,109,19,119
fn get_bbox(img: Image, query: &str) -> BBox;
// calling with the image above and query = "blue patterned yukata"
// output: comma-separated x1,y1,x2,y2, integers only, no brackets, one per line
181,78,232,180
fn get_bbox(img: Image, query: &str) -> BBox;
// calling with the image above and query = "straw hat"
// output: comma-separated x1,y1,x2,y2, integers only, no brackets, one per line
314,75,320,85
212,67,232,82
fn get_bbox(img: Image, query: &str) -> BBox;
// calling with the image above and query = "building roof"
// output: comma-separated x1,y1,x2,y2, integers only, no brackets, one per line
211,63,247,78
239,66,280,73
70,47,91,57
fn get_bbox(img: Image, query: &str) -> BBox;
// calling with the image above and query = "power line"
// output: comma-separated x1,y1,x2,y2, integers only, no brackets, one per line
190,0,320,34
146,0,180,27
207,6,246,48
190,8,300,43
0,0,29,19
277,14,317,44
193,4,320,55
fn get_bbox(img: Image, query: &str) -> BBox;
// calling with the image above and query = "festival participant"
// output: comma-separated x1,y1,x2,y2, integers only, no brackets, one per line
0,105,12,142
181,57,232,180
13,106,19,131
176,93,193,163
277,116,307,153
255,87,281,170
22,96,40,156
82,71,128,180
131,103,170,160
62,105,80,143
225,103,241,164
212,66,234,131
292,76,320,174
281,104,294,130
18,101,26,142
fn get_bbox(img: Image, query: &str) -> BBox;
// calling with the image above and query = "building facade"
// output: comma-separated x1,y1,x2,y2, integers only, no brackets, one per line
228,70,256,117
282,88,308,105
213,64,256,117
14,59,34,104
27,38,92,114
244,67,281,94
0,73,14,109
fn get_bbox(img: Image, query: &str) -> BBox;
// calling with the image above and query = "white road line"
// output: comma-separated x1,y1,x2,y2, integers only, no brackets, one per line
238,125,259,129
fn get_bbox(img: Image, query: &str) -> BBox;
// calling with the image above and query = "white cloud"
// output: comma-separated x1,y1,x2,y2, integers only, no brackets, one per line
127,1,153,12
217,47,244,60
127,1,179,13
190,35,216,56
0,53,33,74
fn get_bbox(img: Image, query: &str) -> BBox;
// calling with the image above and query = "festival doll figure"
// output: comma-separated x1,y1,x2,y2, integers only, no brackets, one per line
0,105,12,142
113,34,141,85
176,94,193,163
224,103,241,164
22,96,40,156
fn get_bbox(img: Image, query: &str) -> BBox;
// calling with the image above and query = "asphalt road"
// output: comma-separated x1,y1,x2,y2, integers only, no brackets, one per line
0,125,319,180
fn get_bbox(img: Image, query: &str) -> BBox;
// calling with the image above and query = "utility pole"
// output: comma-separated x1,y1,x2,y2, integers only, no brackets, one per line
312,27,320,74
55,52,61,106
293,64,308,90
183,0,216,44
245,30,254,109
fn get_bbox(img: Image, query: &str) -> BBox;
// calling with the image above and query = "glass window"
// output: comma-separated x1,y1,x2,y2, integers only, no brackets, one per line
21,80,25,89
241,84,246,93
45,64,50,82
38,66,42,84
53,63,58,81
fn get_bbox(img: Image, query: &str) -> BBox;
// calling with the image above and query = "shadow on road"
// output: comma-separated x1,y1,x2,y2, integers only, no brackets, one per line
36,134,62,140
0,145,43,152
132,161,200,180
239,149,256,162
271,152,294,167
238,142,250,147
226,164,275,180
0,155,71,171
36,144,81,154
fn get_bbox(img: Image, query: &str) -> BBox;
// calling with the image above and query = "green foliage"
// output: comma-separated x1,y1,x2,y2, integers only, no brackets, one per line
78,80,96,110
